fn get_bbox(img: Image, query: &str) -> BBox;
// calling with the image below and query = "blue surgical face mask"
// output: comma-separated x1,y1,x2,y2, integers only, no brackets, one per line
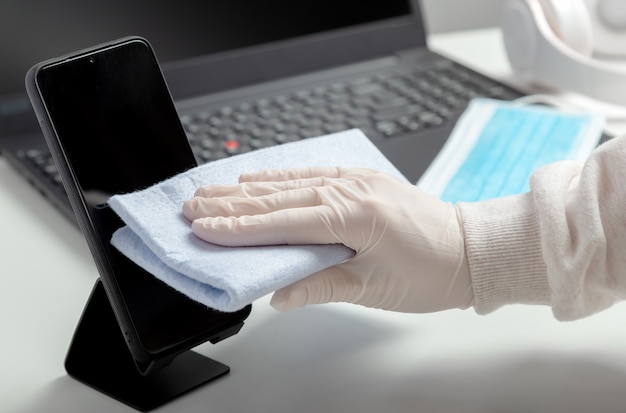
417,98,605,203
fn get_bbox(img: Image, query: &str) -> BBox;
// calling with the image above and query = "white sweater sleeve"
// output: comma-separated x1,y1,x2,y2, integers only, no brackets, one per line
457,135,626,321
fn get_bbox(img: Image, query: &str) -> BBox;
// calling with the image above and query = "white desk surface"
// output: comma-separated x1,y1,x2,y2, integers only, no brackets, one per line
4,28,626,413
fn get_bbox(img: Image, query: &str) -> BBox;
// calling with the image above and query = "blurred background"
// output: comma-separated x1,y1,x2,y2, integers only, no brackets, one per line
423,0,500,33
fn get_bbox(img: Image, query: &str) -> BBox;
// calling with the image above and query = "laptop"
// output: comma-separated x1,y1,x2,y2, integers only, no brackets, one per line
0,0,522,224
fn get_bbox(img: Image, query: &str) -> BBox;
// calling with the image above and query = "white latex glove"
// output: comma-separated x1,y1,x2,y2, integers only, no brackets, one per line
182,167,473,312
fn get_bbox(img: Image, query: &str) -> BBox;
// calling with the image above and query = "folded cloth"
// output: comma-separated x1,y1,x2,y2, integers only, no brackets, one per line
108,129,407,312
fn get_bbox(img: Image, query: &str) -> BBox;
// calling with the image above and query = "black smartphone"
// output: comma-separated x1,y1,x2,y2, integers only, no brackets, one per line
26,37,251,369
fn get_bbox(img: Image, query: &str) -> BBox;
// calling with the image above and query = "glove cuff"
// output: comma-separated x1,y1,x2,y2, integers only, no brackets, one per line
457,193,551,315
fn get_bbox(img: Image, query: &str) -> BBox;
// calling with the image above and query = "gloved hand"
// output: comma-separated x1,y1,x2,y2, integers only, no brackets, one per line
182,167,473,312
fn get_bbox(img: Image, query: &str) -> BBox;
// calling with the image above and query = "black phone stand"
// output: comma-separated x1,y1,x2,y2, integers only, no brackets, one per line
65,280,230,411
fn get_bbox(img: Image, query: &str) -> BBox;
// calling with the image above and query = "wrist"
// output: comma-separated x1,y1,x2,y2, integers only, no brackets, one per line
448,206,473,309
457,193,551,315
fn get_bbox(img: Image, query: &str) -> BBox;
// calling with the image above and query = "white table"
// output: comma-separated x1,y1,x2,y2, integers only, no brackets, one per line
4,28,626,413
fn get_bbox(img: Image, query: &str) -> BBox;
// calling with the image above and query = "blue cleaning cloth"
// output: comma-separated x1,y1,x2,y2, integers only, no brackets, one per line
108,129,407,312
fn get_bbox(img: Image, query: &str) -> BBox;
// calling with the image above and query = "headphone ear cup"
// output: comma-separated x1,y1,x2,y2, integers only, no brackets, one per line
502,0,626,107
586,0,626,56
502,0,540,80
537,0,594,55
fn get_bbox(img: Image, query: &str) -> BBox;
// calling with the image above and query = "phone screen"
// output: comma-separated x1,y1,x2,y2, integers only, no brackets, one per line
33,38,250,358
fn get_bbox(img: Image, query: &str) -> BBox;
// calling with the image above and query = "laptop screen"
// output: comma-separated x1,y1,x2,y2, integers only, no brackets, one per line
1,0,414,99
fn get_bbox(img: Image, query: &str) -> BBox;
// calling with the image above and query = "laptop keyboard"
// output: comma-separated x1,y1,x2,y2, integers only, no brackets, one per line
181,60,512,163
22,59,516,192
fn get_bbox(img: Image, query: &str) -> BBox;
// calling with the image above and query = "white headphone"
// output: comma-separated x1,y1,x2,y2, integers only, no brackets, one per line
502,0,626,106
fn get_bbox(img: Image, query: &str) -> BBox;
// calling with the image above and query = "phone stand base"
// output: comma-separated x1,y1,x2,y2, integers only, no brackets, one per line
65,280,230,412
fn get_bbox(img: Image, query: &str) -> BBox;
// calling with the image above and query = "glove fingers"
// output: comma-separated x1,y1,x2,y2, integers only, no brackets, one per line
186,167,380,219
190,205,345,246
239,166,374,183
193,176,345,199
184,185,331,220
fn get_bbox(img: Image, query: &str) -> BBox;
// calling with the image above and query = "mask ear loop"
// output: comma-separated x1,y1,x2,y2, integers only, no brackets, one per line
514,93,626,121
